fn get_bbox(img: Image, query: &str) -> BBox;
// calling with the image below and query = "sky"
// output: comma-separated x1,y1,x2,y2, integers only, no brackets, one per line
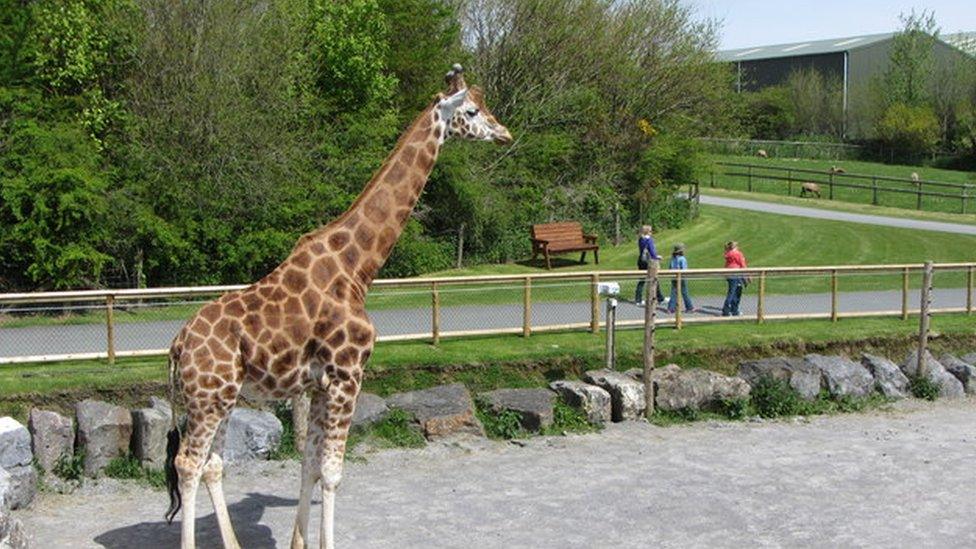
692,0,976,51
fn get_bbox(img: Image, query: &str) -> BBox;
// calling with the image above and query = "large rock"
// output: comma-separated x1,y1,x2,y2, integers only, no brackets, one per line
0,419,31,472
803,354,874,398
940,354,976,395
0,508,29,549
224,408,282,463
386,383,484,440
647,366,751,412
131,397,173,469
901,350,964,399
861,354,910,398
479,389,555,432
961,352,976,365
75,400,133,477
27,409,74,476
583,370,645,421
352,393,389,428
549,380,611,425
738,357,821,400
0,466,35,511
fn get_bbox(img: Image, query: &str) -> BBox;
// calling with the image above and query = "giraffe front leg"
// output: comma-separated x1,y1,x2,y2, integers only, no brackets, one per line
319,378,360,549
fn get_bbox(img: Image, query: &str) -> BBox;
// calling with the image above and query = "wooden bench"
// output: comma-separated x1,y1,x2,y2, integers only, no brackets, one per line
530,222,599,270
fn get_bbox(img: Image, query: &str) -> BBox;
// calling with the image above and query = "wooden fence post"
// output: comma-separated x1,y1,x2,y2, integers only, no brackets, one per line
917,261,933,377
523,277,532,337
901,267,909,320
590,273,600,334
967,266,973,315
431,282,440,345
828,172,834,200
747,165,753,192
757,270,766,324
674,271,683,330
787,169,792,196
872,177,879,205
106,295,116,365
456,223,465,269
916,181,923,210
830,269,838,322
643,260,659,419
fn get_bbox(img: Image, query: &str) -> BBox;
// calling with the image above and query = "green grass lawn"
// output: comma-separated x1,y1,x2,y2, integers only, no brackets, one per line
2,313,973,400
4,204,976,330
707,153,976,215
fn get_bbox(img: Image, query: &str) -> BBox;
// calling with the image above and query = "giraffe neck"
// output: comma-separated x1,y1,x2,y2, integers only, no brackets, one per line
300,102,446,293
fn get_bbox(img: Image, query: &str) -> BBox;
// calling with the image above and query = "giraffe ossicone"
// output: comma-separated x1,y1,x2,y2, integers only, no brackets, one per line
163,63,511,549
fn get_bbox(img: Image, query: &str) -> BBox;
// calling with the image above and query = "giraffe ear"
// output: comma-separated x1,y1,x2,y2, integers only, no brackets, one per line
441,87,468,112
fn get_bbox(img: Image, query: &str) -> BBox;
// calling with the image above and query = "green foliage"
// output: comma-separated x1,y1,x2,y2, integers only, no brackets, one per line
382,220,454,278
269,401,301,461
541,401,600,435
876,103,940,159
909,375,939,401
368,408,426,448
53,451,85,481
878,10,938,110
103,454,167,489
750,376,802,418
734,86,795,140
717,397,751,420
475,400,525,440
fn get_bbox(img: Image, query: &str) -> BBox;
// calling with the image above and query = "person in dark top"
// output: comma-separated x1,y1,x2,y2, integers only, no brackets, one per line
635,225,666,306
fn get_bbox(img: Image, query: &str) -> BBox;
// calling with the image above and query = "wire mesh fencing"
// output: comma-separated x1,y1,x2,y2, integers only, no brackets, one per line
0,263,973,364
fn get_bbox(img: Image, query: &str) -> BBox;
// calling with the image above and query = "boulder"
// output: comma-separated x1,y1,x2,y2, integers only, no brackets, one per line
0,508,29,549
961,352,976,365
352,393,389,428
479,389,555,432
75,399,133,477
130,397,173,469
0,466,35,511
0,419,31,471
27,409,74,476
738,357,821,400
582,370,645,421
901,350,964,399
861,354,910,398
649,366,751,412
386,383,484,440
940,354,976,395
803,354,874,398
549,380,611,425
223,408,282,463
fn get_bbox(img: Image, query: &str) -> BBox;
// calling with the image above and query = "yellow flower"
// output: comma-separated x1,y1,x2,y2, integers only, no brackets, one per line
637,119,657,137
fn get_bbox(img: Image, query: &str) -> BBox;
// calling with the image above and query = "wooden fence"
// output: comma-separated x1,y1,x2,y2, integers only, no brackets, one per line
0,262,973,364
708,162,975,213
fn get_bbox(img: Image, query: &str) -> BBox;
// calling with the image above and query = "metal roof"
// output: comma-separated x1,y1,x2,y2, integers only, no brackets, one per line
717,32,895,62
945,32,976,56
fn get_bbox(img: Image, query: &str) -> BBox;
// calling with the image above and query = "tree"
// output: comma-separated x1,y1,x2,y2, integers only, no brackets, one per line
878,10,939,109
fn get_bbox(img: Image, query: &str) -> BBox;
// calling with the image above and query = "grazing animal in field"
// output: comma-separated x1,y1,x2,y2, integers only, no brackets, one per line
800,182,821,198
828,165,846,174
756,149,768,158
911,172,920,182
163,64,511,549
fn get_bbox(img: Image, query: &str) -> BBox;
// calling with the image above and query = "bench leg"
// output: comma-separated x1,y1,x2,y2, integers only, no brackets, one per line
544,249,552,270
579,251,586,264
594,249,599,264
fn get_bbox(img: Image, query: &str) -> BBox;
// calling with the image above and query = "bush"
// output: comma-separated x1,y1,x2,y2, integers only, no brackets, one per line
103,454,166,489
909,375,939,401
541,401,600,435
475,399,525,440
750,376,802,418
876,103,939,161
380,220,454,278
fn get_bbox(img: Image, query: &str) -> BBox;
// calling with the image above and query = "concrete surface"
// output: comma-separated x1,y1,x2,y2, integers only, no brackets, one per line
18,397,976,548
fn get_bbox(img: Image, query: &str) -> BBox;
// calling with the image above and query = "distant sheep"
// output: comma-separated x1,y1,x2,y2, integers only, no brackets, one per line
828,165,846,174
799,182,821,198
756,149,768,158
911,172,920,182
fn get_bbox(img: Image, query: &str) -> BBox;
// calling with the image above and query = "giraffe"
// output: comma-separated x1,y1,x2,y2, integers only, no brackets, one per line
162,64,511,549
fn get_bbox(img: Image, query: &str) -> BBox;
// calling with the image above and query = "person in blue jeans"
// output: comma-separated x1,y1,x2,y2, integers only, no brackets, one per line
722,241,748,316
635,225,665,306
667,243,695,313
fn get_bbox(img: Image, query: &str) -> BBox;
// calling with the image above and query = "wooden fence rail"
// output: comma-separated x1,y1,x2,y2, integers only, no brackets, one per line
1,262,974,365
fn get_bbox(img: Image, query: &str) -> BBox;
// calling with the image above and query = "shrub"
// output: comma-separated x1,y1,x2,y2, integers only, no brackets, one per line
380,220,454,278
909,375,939,401
875,103,939,160
104,454,166,489
750,375,802,418
53,451,85,481
541,401,600,435
475,399,525,440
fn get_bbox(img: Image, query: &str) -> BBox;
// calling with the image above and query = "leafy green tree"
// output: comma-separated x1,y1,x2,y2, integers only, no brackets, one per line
876,103,940,159
878,10,939,109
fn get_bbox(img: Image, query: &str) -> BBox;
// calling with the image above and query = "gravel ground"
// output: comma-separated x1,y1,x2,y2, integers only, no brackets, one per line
19,397,976,548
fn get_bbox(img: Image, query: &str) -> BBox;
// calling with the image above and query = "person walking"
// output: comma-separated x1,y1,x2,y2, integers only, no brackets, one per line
721,241,748,316
635,225,665,306
667,243,695,313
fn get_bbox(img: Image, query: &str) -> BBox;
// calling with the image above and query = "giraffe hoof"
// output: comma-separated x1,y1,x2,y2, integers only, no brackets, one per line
290,528,306,549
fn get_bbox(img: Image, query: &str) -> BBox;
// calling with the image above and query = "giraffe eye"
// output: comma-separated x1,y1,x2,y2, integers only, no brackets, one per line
465,108,479,117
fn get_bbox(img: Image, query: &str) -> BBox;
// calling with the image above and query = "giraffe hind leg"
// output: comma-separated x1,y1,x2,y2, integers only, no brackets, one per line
202,417,241,549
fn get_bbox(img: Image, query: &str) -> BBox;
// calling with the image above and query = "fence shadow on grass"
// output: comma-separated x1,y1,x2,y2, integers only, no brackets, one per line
93,492,296,549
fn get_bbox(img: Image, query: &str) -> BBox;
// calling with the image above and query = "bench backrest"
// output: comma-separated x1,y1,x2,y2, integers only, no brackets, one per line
531,221,585,242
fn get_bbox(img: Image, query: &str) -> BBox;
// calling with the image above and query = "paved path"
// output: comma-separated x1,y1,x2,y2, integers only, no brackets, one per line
19,398,976,548
0,287,969,359
700,195,976,235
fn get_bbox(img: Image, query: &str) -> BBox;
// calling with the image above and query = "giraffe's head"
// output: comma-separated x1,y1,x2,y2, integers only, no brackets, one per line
436,64,512,145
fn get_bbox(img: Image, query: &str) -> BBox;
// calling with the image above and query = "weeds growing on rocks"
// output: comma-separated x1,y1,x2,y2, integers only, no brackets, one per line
103,455,166,489
909,376,939,401
53,451,85,481
541,401,601,436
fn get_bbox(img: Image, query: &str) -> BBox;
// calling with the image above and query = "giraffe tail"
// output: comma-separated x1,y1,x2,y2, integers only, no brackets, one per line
164,351,183,523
